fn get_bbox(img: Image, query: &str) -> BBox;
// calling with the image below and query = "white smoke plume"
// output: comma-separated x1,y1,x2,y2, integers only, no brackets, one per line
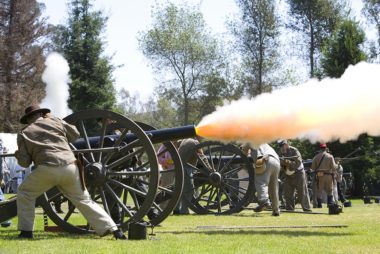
196,62,380,147
40,52,72,118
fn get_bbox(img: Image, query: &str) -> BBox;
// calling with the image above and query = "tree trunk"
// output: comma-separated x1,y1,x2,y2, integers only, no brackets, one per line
4,0,16,132
258,38,264,95
309,25,315,78
183,95,189,125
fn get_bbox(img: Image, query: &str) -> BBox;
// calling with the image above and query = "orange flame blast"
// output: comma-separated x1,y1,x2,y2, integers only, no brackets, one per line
195,113,309,146
195,62,380,146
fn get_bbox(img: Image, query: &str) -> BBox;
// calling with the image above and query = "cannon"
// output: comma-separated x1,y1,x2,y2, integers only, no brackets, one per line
181,145,360,215
0,109,196,233
180,141,256,215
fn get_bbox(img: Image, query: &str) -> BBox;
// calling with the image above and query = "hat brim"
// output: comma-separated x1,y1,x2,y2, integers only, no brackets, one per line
20,108,50,124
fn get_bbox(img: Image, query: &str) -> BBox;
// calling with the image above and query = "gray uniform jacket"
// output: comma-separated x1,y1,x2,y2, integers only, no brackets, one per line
15,117,80,168
178,138,200,166
279,146,303,172
336,165,343,183
257,144,279,161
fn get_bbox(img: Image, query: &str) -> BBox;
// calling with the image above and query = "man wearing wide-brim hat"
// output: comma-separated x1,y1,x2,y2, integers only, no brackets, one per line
14,105,126,239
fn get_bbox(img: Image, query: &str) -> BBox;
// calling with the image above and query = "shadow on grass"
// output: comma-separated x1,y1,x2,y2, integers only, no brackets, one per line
0,229,115,241
231,212,328,218
155,229,353,237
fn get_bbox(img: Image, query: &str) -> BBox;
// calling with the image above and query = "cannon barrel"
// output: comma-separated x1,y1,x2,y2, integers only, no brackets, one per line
0,197,17,223
209,156,313,167
72,125,197,149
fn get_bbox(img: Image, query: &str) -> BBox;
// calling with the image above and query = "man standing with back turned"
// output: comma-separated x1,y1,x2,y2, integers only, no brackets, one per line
15,105,126,239
311,143,338,208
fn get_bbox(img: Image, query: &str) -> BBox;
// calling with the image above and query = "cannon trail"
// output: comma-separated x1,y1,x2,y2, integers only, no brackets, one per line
196,62,380,146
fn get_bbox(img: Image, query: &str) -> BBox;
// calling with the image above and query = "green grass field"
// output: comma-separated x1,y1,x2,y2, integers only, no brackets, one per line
0,199,379,254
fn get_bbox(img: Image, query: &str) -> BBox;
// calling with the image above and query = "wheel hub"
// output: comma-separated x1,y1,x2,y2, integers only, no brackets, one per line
209,172,222,187
85,162,106,187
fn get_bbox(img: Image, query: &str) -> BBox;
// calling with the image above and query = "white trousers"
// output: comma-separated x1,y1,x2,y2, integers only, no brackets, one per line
254,157,280,213
17,164,117,235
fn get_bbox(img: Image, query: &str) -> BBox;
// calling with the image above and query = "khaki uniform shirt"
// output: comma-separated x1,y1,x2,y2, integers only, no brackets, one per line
311,151,338,173
15,117,80,167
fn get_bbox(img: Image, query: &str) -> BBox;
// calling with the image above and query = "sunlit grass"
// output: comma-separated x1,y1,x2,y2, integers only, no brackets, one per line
0,199,379,254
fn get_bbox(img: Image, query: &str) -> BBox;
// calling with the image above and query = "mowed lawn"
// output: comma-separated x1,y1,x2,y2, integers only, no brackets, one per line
0,199,379,254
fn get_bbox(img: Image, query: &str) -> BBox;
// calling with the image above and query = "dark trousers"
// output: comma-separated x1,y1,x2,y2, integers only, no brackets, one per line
283,171,309,210
337,182,346,203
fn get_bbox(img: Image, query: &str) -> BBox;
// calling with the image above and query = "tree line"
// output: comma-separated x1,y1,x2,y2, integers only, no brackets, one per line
0,0,379,196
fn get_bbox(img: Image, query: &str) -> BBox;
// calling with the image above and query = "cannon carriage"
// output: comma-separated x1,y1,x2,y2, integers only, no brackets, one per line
0,109,257,233
0,109,194,233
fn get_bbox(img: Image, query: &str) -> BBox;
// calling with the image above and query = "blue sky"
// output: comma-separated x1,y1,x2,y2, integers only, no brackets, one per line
39,0,373,100
39,0,239,99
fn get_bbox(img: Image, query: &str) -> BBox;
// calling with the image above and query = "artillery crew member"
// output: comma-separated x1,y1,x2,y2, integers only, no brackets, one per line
14,105,126,239
311,143,338,208
174,137,210,214
174,138,199,214
250,144,281,216
277,139,312,212
336,163,348,204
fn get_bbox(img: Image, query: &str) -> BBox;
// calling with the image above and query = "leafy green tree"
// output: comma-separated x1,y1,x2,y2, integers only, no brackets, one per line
230,0,280,97
287,0,345,77
138,2,227,125
321,19,367,78
362,0,379,60
116,89,179,129
0,0,51,132
54,0,116,112
289,134,380,197
151,97,180,128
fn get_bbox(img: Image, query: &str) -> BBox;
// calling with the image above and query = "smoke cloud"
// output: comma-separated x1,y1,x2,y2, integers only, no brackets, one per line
40,52,72,118
196,62,380,147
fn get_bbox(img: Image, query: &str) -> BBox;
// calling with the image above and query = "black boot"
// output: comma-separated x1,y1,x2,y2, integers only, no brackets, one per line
253,202,271,212
113,229,127,240
18,231,33,239
317,198,322,208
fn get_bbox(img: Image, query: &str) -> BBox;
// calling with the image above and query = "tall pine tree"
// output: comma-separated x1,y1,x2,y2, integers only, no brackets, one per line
54,0,116,112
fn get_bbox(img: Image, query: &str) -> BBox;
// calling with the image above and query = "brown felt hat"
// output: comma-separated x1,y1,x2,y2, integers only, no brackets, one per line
20,105,50,124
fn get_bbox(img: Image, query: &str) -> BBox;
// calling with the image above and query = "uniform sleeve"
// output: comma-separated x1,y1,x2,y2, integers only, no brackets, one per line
14,134,32,168
61,119,80,143
330,156,338,172
310,156,317,171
